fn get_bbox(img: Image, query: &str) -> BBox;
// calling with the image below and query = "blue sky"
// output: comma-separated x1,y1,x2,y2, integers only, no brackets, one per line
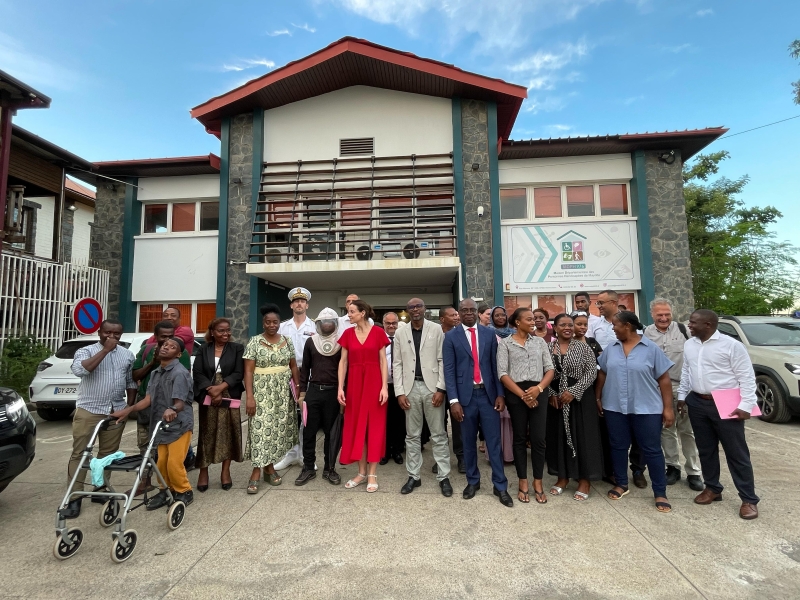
3,0,799,245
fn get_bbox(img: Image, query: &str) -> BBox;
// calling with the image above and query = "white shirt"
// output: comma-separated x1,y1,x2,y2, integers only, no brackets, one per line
588,315,616,350
279,316,316,367
385,336,394,384
677,330,758,412
462,323,483,384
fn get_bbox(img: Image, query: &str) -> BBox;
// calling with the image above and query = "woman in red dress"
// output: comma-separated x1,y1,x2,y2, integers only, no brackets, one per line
337,299,390,493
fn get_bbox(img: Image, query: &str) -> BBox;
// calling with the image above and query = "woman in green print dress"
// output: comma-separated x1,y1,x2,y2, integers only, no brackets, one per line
243,303,300,494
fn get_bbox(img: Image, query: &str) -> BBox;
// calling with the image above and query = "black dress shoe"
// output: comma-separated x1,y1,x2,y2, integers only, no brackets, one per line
632,471,648,489
327,470,341,485
146,490,169,511
457,458,466,474
379,456,390,466
197,484,209,493
61,498,82,519
440,478,453,497
393,453,404,465
432,464,438,474
493,487,514,507
463,482,480,499
687,475,704,491
400,477,421,494
295,467,316,486
665,466,681,486
221,482,232,491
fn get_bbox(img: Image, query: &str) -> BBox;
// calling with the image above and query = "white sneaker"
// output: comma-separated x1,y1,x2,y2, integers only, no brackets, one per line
274,445,302,470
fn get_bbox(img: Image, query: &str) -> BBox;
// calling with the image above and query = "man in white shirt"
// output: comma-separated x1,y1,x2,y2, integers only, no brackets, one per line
573,292,600,331
274,287,316,470
677,309,760,520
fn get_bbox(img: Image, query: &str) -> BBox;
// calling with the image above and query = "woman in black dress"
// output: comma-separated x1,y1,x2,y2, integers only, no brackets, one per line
546,313,603,501
193,317,245,491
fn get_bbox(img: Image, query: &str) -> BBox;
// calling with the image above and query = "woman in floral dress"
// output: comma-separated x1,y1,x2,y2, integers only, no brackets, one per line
243,303,300,494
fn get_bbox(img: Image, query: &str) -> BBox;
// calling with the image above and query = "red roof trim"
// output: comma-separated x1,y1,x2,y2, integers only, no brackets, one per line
190,37,527,121
93,154,220,169
618,127,728,140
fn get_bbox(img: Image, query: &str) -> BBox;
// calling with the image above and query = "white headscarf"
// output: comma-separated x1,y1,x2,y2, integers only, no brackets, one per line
312,307,342,357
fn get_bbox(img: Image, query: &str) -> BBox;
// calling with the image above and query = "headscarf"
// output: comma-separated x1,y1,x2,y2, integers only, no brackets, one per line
312,307,342,357
490,306,515,338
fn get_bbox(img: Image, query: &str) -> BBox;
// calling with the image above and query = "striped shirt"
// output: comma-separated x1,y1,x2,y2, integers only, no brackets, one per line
71,343,137,414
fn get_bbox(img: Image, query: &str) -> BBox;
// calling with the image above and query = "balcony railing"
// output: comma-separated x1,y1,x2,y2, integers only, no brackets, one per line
250,153,457,264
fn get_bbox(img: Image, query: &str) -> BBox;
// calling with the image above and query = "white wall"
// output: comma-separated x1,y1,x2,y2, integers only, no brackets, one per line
132,235,218,302
263,86,453,162
71,203,94,263
29,196,55,260
137,174,220,201
499,153,632,185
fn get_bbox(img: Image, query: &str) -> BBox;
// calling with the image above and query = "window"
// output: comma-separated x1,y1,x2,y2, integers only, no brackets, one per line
534,187,562,218
504,296,532,313
740,322,800,346
138,304,164,334
167,304,193,327
500,188,527,220
567,186,595,217
195,303,218,333
200,202,219,231
717,323,741,342
172,203,196,232
143,204,168,233
138,302,217,334
599,184,628,216
537,295,566,317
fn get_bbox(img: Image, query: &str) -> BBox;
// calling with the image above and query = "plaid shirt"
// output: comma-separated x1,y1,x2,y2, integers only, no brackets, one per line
71,343,137,414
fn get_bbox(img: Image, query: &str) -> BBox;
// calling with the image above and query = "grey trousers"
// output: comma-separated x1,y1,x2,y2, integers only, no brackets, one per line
661,392,701,476
404,380,451,481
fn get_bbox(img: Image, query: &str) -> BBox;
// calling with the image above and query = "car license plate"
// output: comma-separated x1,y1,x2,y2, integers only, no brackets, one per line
54,387,77,395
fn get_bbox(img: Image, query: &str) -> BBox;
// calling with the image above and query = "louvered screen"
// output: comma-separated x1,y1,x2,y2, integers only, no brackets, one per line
339,138,375,156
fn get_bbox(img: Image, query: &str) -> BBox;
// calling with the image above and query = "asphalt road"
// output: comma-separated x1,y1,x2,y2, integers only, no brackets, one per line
1,409,799,599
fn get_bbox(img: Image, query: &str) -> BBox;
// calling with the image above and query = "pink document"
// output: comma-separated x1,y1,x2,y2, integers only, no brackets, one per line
711,388,762,419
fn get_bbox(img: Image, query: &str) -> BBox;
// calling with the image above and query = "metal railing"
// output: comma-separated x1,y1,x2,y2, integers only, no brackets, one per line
250,153,457,263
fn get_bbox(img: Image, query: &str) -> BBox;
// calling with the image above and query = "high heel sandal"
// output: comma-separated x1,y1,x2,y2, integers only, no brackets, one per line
345,473,367,489
265,472,282,486
247,480,259,494
366,474,379,493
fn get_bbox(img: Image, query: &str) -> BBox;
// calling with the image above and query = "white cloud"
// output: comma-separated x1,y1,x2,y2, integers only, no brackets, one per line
0,32,82,91
510,41,589,94
291,22,317,33
267,28,291,36
696,8,713,17
220,58,276,72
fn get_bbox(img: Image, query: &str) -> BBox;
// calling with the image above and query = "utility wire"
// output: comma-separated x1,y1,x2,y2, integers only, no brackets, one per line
717,114,800,140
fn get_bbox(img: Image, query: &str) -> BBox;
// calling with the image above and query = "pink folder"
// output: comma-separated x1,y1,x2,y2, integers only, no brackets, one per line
711,388,762,419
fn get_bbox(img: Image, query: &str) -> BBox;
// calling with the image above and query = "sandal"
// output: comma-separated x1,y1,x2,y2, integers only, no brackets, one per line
345,473,367,489
366,474,378,493
573,491,589,501
534,490,547,504
517,489,530,503
247,479,259,494
607,486,629,500
549,485,564,496
265,472,282,486
655,500,672,513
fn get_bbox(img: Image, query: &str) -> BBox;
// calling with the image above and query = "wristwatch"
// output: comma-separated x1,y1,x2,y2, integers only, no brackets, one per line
536,385,544,394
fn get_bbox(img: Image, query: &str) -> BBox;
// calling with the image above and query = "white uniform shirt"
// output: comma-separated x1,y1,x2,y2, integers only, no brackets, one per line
588,315,616,350
677,330,758,412
279,316,316,367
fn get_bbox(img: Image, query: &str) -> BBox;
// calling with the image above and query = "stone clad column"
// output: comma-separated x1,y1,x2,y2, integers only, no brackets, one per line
90,182,126,318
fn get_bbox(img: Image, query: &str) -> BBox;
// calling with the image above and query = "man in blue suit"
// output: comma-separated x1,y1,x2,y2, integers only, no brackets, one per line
443,298,513,507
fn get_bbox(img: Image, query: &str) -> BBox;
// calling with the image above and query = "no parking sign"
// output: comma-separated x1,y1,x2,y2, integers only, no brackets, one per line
72,297,104,335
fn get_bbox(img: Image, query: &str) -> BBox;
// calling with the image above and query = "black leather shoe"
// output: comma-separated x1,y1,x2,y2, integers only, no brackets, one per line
393,453,404,465
91,486,107,504
62,498,82,519
432,464,438,474
493,486,514,507
379,456,390,466
295,467,316,486
632,471,648,489
687,475,704,491
400,477,421,494
146,490,169,511
327,470,341,485
463,482,480,499
175,490,194,506
457,458,466,474
665,466,681,486
440,478,453,497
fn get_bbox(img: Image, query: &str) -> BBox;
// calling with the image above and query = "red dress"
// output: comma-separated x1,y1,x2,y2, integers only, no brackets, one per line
338,326,390,464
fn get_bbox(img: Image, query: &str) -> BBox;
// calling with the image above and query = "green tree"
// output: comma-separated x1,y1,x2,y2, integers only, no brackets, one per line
791,39,800,105
0,335,52,400
684,151,798,315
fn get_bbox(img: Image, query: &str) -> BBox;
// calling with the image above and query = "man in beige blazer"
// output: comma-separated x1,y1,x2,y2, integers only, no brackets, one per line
393,298,452,497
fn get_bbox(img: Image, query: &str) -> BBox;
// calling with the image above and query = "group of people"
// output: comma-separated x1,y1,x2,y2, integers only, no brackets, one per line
62,288,761,520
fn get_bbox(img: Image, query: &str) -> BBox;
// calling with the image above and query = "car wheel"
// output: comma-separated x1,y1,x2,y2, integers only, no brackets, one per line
756,375,791,423
36,407,74,421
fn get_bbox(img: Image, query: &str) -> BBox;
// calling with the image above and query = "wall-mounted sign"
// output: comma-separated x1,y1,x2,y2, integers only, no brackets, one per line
72,297,104,335
502,220,641,292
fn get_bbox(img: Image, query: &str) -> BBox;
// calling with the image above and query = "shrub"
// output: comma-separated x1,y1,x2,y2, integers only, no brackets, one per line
0,335,52,400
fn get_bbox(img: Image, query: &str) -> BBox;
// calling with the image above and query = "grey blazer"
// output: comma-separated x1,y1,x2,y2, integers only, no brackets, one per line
392,319,445,396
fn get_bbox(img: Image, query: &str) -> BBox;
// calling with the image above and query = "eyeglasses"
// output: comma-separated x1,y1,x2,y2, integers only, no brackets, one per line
596,300,615,306
383,321,399,327
406,303,424,310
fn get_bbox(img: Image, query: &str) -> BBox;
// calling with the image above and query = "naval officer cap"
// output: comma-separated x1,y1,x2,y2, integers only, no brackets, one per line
289,287,311,302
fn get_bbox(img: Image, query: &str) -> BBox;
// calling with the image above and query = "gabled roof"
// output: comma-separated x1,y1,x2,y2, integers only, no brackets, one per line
11,125,93,170
190,37,528,140
0,69,51,109
500,128,728,161
92,154,221,178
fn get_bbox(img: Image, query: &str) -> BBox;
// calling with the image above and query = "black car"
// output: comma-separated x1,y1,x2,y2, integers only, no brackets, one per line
0,387,37,494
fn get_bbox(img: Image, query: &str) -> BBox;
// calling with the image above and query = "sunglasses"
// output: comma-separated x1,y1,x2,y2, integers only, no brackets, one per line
406,303,425,310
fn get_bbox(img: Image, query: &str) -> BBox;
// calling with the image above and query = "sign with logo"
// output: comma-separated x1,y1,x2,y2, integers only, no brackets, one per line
72,297,104,335
502,221,641,292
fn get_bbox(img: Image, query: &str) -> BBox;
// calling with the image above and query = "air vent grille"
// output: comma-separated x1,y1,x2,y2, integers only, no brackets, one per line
339,138,374,157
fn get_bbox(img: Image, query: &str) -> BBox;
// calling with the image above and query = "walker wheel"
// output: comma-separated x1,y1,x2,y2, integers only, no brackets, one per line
100,500,120,527
111,529,138,563
53,528,83,560
167,500,185,530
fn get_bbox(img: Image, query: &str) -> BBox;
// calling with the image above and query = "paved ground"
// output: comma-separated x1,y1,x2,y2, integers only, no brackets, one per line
1,409,799,600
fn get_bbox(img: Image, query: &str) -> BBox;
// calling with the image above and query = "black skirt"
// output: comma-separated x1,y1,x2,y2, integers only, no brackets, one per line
545,375,604,481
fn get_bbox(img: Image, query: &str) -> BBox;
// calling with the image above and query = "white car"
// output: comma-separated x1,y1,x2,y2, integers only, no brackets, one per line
717,316,800,423
29,334,152,421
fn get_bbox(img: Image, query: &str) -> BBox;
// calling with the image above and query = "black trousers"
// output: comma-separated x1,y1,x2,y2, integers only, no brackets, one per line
302,384,340,470
384,384,406,457
505,381,547,480
686,392,759,504
444,406,463,459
